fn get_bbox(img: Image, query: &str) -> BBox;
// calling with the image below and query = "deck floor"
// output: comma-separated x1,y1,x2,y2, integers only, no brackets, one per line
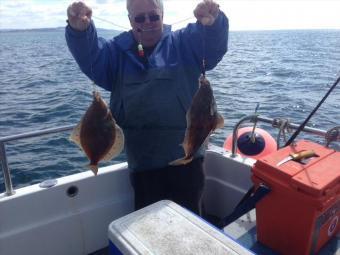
89,247,109,255
223,210,340,255
92,208,339,255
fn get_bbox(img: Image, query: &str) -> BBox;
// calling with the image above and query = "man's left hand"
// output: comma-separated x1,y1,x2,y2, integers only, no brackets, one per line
194,0,220,26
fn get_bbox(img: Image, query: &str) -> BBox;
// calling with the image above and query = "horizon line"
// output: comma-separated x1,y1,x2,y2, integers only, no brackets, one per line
1,26,340,33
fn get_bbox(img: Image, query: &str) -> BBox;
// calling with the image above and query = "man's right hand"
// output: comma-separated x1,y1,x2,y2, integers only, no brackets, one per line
67,1,92,31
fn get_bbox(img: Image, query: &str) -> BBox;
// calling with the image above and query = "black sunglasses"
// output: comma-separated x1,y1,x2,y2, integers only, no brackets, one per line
134,14,160,23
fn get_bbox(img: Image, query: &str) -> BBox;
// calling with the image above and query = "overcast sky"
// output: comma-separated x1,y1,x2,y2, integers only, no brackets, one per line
1,0,340,31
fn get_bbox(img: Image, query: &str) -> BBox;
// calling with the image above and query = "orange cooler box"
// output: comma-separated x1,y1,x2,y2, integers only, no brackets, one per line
252,140,340,255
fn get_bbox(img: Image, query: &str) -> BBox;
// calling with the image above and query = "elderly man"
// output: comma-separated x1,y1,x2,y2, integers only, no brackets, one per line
66,0,228,214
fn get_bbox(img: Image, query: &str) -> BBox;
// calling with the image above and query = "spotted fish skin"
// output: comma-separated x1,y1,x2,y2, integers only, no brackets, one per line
170,75,224,165
70,91,124,175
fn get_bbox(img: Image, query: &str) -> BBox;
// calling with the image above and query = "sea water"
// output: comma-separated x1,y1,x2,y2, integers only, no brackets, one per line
0,28,339,192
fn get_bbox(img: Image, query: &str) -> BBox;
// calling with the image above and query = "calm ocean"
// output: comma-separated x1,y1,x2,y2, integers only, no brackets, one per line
0,28,339,193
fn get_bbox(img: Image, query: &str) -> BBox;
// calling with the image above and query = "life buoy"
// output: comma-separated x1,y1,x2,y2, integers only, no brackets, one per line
224,127,277,159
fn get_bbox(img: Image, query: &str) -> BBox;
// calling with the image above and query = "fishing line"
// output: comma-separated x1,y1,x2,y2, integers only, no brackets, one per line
92,15,130,30
201,25,206,76
92,15,195,31
91,14,206,76
284,73,340,146
85,24,97,94
170,17,195,26
86,15,195,90
92,15,197,65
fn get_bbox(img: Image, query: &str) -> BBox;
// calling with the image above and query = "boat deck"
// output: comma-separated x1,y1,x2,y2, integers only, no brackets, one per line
89,209,339,255
224,210,339,255
89,247,109,255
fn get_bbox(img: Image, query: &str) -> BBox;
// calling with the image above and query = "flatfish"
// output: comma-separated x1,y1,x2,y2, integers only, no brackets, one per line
170,75,224,165
70,91,124,175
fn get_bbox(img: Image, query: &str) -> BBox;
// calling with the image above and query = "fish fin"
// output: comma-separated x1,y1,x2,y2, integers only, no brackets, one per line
216,113,224,129
182,142,189,155
211,99,217,116
169,157,194,166
102,124,125,161
185,109,191,127
70,121,83,148
199,74,208,86
203,135,210,148
181,134,190,153
88,164,98,176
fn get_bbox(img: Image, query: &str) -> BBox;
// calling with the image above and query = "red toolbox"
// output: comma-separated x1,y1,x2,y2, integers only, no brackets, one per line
252,140,339,255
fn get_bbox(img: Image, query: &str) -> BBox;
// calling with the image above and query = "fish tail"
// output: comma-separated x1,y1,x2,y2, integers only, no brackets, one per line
169,156,194,166
88,164,99,176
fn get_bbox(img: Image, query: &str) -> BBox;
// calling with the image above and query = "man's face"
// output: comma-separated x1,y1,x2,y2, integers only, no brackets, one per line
129,0,163,48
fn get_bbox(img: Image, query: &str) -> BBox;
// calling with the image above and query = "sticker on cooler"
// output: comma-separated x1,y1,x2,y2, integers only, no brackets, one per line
328,216,338,237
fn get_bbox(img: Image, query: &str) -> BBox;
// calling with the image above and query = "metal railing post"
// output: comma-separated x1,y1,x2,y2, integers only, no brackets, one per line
231,114,257,157
0,124,75,196
0,141,15,196
229,115,335,157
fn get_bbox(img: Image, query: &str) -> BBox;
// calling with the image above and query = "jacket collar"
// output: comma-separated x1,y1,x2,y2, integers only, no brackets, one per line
114,24,172,51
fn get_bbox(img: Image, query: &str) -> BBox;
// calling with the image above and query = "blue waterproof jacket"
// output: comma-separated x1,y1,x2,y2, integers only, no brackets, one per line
65,12,228,171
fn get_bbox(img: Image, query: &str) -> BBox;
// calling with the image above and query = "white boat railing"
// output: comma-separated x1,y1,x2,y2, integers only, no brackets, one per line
0,116,338,197
230,115,332,157
0,125,75,196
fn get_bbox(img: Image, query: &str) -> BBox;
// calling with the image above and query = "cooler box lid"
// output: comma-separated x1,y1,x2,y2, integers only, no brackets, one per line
108,200,253,255
253,140,340,198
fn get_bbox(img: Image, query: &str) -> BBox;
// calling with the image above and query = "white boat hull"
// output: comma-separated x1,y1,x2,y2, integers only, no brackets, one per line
0,163,134,255
1,145,338,255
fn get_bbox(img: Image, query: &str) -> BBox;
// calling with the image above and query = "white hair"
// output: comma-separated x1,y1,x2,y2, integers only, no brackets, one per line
126,0,163,15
